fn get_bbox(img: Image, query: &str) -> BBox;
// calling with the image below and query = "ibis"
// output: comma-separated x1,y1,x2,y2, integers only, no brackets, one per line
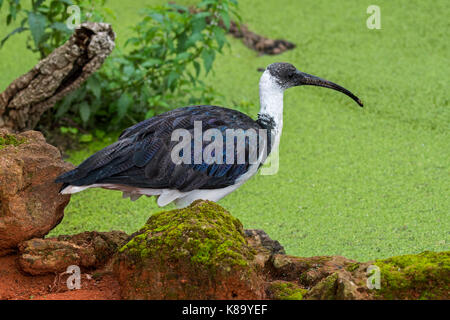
55,62,363,207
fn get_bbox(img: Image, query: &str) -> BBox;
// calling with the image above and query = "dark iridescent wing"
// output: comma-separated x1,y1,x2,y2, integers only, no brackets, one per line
55,105,267,192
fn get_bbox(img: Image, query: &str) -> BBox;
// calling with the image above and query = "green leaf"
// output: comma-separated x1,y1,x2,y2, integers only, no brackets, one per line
62,126,78,135
51,22,70,33
168,3,188,12
117,93,131,119
192,16,206,34
230,7,242,22
55,90,78,118
145,109,155,119
166,37,174,51
185,32,202,47
186,70,196,85
194,12,211,19
175,52,191,61
87,76,101,99
201,50,215,75
220,9,230,30
177,31,187,52
94,129,106,139
32,0,46,10
198,0,217,8
55,100,71,118
79,134,93,143
213,26,226,50
78,102,91,124
193,61,201,77
27,11,47,47
123,65,135,77
141,58,163,68
167,71,179,89
149,13,164,24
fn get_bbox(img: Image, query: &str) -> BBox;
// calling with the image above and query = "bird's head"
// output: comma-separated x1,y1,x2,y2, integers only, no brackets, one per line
262,62,363,107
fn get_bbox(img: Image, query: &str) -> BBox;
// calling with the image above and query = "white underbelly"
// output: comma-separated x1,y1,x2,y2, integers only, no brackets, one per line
60,171,255,208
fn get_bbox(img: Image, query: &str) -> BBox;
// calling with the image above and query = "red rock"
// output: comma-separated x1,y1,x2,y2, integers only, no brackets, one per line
18,231,129,275
0,129,73,255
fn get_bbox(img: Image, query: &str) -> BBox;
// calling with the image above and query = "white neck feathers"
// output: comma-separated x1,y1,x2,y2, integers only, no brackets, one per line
259,70,284,128
258,70,285,152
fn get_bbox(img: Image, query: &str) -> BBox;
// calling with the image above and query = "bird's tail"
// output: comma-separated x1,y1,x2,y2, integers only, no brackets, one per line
55,168,84,194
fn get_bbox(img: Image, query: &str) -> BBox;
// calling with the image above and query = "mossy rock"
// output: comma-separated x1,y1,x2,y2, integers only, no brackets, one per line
345,262,360,272
302,251,449,300
305,272,340,300
374,251,450,300
268,280,308,300
115,200,265,299
120,199,252,268
113,199,449,300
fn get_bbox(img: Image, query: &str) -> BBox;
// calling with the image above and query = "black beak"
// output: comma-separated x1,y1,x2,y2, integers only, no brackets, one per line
294,70,363,107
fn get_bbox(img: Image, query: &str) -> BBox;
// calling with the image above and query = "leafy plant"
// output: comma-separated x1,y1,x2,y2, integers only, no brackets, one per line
0,0,111,59
55,0,240,129
0,0,241,130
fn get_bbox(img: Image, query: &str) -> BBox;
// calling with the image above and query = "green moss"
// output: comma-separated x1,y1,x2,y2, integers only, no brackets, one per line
119,200,254,272
0,134,25,150
269,281,308,300
346,262,360,272
374,251,450,300
312,273,339,300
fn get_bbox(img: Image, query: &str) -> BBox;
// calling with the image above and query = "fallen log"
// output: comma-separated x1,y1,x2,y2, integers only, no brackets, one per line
0,22,115,132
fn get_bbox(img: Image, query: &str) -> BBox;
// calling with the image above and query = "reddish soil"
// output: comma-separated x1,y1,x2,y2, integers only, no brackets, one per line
0,254,121,300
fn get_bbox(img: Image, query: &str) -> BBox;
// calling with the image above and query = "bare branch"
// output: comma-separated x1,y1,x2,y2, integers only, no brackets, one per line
0,22,115,132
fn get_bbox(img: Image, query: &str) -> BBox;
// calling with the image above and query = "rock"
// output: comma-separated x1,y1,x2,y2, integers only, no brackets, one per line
266,251,450,300
244,229,285,268
18,231,128,275
18,238,93,275
372,251,450,300
304,271,363,300
268,254,361,285
267,280,308,300
335,272,361,300
244,229,285,255
305,272,340,299
0,130,73,256
56,230,129,266
266,254,370,300
269,254,328,283
114,200,266,299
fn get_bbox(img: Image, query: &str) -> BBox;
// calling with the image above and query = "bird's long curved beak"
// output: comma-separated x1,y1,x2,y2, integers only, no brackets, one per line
294,70,363,107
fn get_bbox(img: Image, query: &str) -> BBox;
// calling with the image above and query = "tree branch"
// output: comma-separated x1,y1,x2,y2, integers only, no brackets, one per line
0,22,115,132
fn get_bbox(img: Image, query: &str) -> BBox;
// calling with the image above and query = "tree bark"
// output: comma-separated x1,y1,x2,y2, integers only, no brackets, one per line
0,22,115,132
